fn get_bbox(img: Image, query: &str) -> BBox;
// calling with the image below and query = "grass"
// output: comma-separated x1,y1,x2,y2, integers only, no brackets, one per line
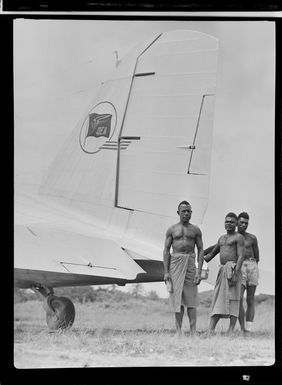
14,296,275,368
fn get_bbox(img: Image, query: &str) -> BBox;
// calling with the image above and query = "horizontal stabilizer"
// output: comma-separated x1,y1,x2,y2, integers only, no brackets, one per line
14,224,145,282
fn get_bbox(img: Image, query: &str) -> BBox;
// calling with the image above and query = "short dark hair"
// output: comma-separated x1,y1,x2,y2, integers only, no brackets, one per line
177,200,191,212
238,212,249,220
225,212,238,220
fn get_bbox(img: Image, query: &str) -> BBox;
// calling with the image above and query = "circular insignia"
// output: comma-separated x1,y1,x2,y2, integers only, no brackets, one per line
79,101,117,154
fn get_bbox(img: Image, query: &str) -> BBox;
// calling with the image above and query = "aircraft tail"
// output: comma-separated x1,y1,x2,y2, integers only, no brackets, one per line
40,30,219,225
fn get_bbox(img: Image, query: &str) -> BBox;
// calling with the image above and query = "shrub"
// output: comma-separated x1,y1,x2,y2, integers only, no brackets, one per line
147,290,160,301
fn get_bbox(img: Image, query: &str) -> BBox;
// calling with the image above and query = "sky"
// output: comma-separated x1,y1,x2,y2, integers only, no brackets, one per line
14,18,275,296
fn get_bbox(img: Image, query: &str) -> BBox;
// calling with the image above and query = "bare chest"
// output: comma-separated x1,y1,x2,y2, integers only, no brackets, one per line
219,234,238,248
172,225,197,241
243,235,254,249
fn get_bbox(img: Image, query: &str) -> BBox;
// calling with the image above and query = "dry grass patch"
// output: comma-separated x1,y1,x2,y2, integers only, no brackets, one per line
14,295,275,368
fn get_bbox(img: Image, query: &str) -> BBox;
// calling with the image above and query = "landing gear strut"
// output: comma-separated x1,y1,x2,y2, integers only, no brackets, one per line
31,284,75,330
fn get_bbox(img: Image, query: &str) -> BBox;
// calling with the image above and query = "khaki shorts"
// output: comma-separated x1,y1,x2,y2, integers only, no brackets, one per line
241,259,259,287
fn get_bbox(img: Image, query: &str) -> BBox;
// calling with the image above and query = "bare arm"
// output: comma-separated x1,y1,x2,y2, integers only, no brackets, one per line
252,236,259,263
204,241,220,262
204,244,217,256
229,234,245,286
196,228,204,274
163,227,173,280
235,234,245,273
194,227,204,285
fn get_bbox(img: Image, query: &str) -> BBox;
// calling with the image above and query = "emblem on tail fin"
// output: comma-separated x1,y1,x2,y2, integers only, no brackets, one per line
87,113,112,138
79,101,117,154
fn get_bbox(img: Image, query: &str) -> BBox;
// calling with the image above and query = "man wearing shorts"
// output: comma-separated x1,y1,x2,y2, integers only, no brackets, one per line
237,212,259,333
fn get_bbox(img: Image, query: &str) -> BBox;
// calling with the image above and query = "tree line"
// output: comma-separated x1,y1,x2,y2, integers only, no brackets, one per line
14,284,160,304
14,284,273,306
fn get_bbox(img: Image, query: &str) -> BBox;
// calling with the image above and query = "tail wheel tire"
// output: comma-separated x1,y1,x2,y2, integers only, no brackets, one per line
45,296,75,330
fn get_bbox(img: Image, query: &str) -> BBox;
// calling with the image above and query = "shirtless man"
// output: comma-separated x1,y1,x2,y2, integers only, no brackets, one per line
204,213,245,333
163,201,204,336
237,212,259,333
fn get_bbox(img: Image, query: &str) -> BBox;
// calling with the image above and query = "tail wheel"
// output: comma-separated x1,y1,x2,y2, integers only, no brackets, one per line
45,296,75,330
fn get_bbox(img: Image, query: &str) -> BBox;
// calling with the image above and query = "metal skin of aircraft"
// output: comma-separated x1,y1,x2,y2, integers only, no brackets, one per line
14,29,220,330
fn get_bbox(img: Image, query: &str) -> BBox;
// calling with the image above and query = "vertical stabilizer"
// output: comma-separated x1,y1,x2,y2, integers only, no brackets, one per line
40,30,218,225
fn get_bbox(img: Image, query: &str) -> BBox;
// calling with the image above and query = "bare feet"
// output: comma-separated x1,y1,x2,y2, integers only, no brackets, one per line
176,328,183,338
202,330,215,338
241,328,251,336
